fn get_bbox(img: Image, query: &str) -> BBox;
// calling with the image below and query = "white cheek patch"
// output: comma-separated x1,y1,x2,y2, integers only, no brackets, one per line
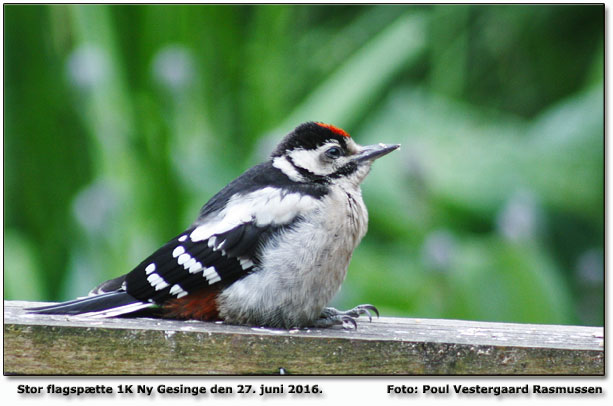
272,156,304,182
345,138,361,155
190,187,318,242
288,148,329,176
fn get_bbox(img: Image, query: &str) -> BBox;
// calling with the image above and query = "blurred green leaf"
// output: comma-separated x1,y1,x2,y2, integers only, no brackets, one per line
271,11,426,136
448,237,573,324
524,85,603,221
4,230,44,301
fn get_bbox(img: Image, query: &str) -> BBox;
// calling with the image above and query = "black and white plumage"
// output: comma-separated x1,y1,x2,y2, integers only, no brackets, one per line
30,122,400,329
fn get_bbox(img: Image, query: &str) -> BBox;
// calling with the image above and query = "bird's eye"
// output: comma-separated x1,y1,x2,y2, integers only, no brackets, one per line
325,146,343,159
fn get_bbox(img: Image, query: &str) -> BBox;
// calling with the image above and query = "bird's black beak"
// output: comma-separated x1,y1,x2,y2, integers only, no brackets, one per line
353,143,401,163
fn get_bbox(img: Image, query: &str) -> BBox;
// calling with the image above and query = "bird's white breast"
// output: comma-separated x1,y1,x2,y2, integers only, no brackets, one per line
217,183,369,328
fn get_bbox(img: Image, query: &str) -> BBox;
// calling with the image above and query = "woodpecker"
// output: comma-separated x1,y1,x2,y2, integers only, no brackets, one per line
30,122,400,329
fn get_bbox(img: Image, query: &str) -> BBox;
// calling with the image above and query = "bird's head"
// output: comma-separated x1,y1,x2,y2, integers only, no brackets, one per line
271,122,400,186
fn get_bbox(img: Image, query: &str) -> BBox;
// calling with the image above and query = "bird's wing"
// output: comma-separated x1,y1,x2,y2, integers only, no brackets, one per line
123,187,320,304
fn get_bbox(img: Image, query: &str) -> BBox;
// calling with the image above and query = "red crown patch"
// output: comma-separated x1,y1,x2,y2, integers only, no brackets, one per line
316,122,350,138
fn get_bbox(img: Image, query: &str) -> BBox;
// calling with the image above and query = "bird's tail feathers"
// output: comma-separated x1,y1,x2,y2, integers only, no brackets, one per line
27,291,152,318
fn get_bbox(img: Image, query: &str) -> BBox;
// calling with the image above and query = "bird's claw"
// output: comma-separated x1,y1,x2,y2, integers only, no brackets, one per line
314,304,379,330
341,316,358,329
346,304,379,322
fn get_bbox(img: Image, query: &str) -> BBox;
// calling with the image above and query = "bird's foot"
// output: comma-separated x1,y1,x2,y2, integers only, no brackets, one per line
313,304,379,329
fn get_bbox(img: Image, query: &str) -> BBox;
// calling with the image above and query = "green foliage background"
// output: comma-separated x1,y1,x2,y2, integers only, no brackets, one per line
4,5,603,326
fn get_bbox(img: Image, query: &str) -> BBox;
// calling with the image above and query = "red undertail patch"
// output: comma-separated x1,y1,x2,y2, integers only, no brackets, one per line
163,288,220,321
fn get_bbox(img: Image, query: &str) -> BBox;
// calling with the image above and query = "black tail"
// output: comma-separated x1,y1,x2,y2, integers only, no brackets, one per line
27,291,153,318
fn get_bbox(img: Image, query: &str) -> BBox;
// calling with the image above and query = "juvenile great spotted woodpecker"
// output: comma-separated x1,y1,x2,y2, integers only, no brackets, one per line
30,122,400,329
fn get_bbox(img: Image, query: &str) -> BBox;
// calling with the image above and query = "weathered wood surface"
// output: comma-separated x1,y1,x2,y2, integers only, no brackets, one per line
4,300,603,375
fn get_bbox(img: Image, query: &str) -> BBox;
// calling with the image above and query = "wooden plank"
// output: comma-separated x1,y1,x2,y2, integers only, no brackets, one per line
4,300,604,375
